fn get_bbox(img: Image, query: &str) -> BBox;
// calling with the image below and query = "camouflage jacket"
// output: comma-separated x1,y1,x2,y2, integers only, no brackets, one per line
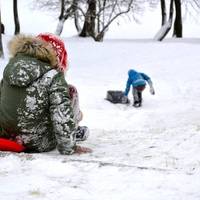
0,35,76,154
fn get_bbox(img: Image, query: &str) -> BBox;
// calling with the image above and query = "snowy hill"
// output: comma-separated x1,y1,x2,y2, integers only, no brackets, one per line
1,0,200,199
1,36,200,200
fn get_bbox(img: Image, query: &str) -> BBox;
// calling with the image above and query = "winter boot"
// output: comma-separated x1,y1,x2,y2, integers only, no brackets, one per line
133,101,141,107
75,126,89,142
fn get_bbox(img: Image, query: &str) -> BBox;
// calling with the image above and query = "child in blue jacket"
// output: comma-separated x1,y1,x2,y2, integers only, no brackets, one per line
124,69,155,107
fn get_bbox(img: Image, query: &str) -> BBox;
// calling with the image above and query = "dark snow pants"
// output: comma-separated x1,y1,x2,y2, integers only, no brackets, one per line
132,85,145,105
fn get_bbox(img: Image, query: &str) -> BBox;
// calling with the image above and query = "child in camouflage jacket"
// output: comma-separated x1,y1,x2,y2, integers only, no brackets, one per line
0,33,91,154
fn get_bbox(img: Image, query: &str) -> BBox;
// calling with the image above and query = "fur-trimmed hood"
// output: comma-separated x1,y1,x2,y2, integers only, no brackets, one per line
8,34,58,67
3,35,59,87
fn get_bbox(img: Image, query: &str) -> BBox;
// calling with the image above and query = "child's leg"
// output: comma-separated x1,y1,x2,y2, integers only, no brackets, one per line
68,84,89,141
68,84,83,125
133,85,145,107
132,87,139,105
138,91,142,105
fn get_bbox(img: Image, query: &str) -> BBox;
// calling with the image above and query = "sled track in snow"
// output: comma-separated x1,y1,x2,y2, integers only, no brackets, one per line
1,152,197,175
62,158,173,172
0,151,172,173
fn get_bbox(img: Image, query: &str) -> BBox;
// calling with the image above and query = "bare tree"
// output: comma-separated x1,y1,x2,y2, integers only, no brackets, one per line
55,0,135,41
183,0,200,15
13,0,20,34
55,0,65,35
55,0,79,35
33,0,139,41
79,0,134,41
79,0,96,37
154,0,174,41
74,2,82,33
155,0,183,41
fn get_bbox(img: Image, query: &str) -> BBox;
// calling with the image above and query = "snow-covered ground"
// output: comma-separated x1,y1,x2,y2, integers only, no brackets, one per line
1,36,200,200
1,1,200,200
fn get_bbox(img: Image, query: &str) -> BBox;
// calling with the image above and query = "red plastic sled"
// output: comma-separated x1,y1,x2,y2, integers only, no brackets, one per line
0,138,25,152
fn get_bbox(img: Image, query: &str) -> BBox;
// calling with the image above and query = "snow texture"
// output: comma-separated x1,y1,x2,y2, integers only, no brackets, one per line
1,36,200,200
0,0,200,199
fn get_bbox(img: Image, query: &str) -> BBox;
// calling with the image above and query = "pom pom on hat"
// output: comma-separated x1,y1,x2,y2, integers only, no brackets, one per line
37,33,67,71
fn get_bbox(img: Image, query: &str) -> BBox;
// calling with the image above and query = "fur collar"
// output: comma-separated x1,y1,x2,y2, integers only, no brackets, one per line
8,34,58,67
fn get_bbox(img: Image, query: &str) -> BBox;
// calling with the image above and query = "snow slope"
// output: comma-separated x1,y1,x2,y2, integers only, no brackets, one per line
1,36,200,200
1,1,200,200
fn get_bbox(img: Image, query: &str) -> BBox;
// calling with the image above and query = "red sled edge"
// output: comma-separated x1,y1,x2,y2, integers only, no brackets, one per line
0,138,25,152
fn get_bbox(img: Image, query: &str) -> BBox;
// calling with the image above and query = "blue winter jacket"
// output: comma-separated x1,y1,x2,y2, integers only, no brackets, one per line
124,69,151,96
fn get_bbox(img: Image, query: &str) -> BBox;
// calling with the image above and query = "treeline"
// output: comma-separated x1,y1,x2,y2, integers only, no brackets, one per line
0,0,200,57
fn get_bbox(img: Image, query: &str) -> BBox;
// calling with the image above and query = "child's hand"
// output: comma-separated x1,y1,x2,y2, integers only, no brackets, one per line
74,145,92,154
150,87,155,95
122,96,128,104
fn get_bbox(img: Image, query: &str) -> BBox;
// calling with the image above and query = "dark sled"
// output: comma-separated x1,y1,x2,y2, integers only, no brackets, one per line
106,90,130,104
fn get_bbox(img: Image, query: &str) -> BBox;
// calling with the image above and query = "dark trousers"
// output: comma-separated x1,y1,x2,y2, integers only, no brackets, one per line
133,88,142,104
132,85,145,106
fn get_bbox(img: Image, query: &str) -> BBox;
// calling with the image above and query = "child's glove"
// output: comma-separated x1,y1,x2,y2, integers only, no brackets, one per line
74,145,92,154
150,86,155,95
122,95,129,104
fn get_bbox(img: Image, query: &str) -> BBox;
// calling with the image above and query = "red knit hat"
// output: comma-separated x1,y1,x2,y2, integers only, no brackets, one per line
37,33,67,71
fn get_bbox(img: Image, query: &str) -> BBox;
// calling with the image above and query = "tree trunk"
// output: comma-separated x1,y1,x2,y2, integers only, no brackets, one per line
13,0,20,35
79,0,96,37
94,32,104,42
154,0,174,41
55,0,65,35
59,0,65,20
1,23,4,34
173,0,182,37
93,0,133,42
55,0,79,35
160,0,167,25
0,7,4,58
74,9,81,33
55,18,65,35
